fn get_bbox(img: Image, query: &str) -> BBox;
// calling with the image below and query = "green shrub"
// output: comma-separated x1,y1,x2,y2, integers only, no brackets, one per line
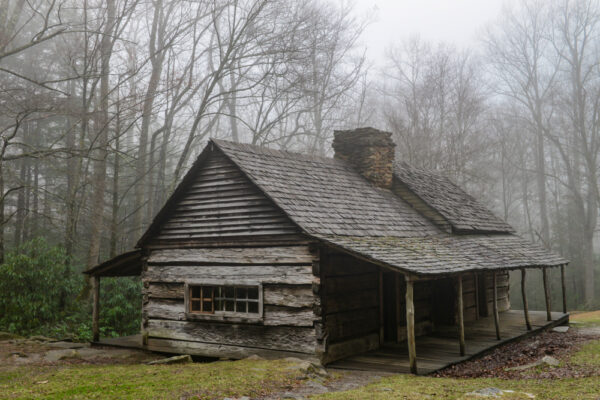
0,238,141,340
0,238,72,333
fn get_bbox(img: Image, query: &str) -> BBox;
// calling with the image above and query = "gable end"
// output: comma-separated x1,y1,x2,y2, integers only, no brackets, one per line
139,145,300,247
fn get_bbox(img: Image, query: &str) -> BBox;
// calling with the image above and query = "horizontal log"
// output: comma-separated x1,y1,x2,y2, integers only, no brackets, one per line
144,265,314,285
146,338,319,362
325,273,378,295
325,307,379,341
464,306,478,322
148,246,313,265
147,299,185,321
146,319,316,353
263,285,315,308
322,333,380,364
263,305,316,327
146,299,315,327
396,320,434,342
324,256,378,276
148,283,184,299
325,290,378,314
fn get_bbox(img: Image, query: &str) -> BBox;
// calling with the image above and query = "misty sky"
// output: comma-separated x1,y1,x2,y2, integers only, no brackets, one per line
355,0,509,65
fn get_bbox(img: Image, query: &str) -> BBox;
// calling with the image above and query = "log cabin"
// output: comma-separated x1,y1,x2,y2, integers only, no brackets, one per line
85,127,569,374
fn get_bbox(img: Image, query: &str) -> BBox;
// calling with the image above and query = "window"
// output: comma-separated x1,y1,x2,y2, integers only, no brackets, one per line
188,285,260,316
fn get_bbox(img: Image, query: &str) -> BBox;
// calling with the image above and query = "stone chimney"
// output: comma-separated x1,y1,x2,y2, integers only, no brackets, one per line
332,127,396,189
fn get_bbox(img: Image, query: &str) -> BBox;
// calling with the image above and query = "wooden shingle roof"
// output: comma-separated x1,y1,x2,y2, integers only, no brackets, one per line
394,162,513,233
212,139,567,275
213,139,439,238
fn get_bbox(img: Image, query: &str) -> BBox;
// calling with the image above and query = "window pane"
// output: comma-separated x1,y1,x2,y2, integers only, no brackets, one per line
191,300,201,312
236,287,247,299
224,287,235,298
203,300,213,312
191,287,201,298
225,300,235,312
236,301,247,313
215,298,222,311
203,286,215,298
248,287,259,300
248,302,258,313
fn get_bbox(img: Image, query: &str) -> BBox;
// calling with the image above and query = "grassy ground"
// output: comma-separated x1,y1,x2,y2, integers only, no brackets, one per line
1,312,599,399
571,310,600,326
312,375,600,399
0,359,301,400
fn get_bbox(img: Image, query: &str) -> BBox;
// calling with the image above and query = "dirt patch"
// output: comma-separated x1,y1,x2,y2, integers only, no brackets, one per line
0,338,158,370
434,325,600,379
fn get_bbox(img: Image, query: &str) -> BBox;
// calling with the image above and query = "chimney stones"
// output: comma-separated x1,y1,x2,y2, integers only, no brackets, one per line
332,127,396,189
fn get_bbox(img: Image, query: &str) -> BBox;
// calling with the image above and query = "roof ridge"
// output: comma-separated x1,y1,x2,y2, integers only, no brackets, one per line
210,138,344,166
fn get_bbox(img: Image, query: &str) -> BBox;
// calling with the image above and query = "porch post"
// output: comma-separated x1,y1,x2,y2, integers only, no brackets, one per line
521,269,532,331
457,275,465,356
561,265,567,314
543,267,552,321
493,271,500,340
92,276,100,342
405,275,417,374
379,270,384,345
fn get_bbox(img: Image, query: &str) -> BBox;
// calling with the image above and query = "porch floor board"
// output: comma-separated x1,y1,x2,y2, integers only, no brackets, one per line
328,310,569,375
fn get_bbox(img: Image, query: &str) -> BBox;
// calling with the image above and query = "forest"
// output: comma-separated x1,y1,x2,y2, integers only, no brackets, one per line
0,0,598,340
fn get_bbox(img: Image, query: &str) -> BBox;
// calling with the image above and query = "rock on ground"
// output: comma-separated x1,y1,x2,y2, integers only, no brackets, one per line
147,354,192,365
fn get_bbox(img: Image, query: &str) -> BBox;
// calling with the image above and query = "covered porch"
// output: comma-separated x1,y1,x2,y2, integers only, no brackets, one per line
83,249,143,343
331,309,569,374
330,261,569,375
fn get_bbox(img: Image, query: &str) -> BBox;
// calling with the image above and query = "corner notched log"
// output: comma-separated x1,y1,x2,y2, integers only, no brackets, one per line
405,276,417,374
92,276,100,342
492,271,500,340
457,275,465,356
543,267,552,321
521,269,531,331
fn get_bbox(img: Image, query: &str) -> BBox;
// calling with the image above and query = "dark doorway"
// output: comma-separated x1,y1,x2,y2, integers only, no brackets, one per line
382,271,397,342
432,278,456,325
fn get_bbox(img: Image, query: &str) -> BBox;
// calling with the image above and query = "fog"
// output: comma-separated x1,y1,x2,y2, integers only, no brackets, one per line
0,0,598,339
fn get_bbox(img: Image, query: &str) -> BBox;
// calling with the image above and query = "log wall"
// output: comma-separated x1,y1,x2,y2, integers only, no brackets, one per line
141,245,319,360
461,271,510,321
485,271,510,313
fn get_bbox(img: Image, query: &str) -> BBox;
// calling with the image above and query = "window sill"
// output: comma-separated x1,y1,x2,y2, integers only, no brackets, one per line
185,312,263,324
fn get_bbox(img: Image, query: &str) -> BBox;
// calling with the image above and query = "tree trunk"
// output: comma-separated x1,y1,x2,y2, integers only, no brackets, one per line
85,0,116,271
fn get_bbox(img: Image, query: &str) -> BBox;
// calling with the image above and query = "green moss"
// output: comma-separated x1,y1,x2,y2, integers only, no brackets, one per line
0,359,299,400
311,375,600,400
570,340,600,367
570,311,600,326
